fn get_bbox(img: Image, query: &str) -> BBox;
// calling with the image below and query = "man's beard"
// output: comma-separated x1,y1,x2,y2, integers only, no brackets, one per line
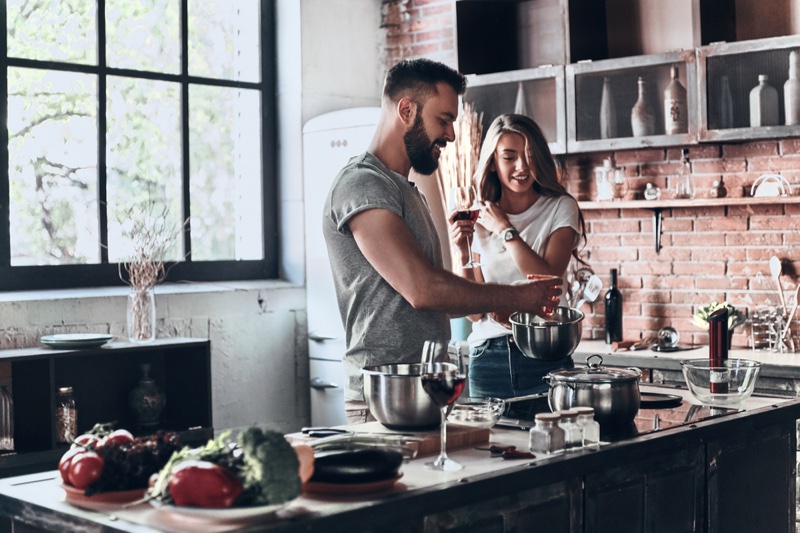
403,112,445,176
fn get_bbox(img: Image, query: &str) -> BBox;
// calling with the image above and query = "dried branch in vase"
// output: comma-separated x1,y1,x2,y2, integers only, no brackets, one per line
118,204,188,291
435,101,483,270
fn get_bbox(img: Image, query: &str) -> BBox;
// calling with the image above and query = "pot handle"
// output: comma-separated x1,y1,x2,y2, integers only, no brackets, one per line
627,367,643,378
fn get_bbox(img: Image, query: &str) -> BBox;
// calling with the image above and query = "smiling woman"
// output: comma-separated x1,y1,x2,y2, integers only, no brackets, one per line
1,0,276,291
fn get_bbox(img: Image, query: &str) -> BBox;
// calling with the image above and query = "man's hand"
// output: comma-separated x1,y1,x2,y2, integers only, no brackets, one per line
517,275,563,318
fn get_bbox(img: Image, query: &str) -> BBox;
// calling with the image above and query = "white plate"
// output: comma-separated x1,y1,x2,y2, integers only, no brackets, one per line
41,334,113,349
151,500,288,522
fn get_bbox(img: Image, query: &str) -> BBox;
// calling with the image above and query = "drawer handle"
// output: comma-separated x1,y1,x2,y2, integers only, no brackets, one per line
308,332,337,342
310,378,339,390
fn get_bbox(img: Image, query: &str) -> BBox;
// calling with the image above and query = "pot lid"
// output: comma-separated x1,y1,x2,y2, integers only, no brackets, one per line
548,354,641,383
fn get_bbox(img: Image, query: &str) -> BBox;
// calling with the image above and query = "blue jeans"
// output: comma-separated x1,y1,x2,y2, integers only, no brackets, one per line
468,336,574,399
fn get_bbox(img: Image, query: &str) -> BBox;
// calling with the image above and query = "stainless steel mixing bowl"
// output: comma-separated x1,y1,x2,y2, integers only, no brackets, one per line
510,307,584,361
361,363,441,431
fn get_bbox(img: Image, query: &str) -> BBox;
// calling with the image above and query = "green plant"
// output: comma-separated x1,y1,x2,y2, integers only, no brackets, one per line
692,301,746,330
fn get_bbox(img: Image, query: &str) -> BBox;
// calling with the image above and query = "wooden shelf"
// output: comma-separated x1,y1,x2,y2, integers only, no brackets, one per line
578,196,800,210
577,195,800,254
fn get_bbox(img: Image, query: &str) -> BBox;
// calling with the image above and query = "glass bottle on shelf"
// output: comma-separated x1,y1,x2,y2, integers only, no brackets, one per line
785,51,800,126
749,74,779,127
710,177,728,198
595,158,616,201
56,386,77,444
644,183,661,201
631,76,655,137
0,386,13,451
599,76,617,139
719,75,734,129
664,65,688,135
529,413,565,455
604,268,623,344
674,150,695,199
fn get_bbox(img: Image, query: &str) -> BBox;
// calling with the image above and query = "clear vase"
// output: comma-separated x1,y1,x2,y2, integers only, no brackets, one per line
599,76,617,139
127,287,156,344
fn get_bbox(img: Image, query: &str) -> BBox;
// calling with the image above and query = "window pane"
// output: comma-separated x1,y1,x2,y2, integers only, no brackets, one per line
8,68,99,265
106,0,180,74
7,0,97,64
106,77,183,262
189,85,262,260
188,0,260,82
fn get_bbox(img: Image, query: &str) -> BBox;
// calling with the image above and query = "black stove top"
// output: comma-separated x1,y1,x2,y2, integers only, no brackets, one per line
498,391,740,442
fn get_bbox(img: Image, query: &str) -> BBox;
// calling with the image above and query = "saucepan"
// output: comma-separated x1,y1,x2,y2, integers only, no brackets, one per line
544,354,642,426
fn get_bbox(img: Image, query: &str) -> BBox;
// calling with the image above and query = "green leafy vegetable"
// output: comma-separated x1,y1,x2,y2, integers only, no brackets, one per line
692,301,746,330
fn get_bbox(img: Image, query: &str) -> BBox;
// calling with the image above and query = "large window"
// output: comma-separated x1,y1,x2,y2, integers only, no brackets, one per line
1,0,276,290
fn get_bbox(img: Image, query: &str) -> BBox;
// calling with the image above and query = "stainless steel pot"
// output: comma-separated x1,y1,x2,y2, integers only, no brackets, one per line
544,354,641,426
362,363,441,431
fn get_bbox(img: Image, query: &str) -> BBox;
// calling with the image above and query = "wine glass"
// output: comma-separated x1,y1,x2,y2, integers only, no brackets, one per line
420,339,467,471
449,186,481,269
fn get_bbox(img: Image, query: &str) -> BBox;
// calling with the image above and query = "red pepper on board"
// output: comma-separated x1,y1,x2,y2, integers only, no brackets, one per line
167,460,244,508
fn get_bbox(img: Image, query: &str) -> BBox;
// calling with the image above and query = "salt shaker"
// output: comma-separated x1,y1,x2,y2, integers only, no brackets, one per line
529,413,565,455
573,406,600,447
557,409,583,450
56,386,77,444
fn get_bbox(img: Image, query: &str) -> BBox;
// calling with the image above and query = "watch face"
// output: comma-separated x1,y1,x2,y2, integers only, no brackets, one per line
503,230,515,241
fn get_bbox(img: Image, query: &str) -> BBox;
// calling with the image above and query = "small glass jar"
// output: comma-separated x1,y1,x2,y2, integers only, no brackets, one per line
644,183,661,201
56,386,77,444
557,409,583,450
0,386,13,451
573,406,600,447
529,413,565,455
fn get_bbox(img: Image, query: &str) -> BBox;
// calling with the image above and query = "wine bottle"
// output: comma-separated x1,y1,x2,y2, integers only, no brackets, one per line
604,269,623,344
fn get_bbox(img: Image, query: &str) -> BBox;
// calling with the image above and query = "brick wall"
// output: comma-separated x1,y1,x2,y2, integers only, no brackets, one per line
384,0,800,350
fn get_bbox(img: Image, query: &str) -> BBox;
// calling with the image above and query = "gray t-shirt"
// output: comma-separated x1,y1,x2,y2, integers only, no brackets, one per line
323,152,451,401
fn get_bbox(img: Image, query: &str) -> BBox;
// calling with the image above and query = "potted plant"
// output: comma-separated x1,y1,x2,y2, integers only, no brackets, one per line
692,301,747,348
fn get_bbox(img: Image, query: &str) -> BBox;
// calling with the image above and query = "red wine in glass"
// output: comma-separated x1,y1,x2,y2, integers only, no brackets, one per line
453,209,480,223
422,371,466,407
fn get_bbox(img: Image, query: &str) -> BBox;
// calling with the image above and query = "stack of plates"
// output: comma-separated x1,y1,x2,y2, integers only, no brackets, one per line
40,334,113,350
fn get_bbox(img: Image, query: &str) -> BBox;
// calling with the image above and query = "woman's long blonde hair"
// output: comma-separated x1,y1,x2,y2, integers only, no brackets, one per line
474,113,587,259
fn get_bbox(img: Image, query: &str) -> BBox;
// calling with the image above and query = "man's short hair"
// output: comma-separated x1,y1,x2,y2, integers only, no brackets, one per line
383,58,467,104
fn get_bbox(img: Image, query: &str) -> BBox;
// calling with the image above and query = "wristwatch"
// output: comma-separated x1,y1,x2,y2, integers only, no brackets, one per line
500,227,518,242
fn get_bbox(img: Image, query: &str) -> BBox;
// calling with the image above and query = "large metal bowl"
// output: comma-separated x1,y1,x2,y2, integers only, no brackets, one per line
510,307,584,361
362,363,440,431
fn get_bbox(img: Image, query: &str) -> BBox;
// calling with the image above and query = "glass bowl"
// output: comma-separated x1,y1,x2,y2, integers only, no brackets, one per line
680,359,763,407
448,397,506,429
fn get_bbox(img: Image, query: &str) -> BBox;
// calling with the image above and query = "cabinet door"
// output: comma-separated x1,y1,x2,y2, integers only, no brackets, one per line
422,478,582,533
698,35,800,142
566,51,698,153
464,66,567,154
584,444,704,533
707,423,796,533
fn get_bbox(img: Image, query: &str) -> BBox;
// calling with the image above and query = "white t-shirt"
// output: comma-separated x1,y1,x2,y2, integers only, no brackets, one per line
468,194,581,346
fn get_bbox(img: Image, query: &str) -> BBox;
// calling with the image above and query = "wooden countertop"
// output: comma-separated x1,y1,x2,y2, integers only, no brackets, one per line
0,386,794,533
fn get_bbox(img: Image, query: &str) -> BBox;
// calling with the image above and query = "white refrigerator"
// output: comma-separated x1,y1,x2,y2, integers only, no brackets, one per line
302,107,381,426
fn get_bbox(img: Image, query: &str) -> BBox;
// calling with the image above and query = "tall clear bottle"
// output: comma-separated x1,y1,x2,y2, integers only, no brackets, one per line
0,386,13,451
674,149,695,200
604,268,623,344
599,76,617,139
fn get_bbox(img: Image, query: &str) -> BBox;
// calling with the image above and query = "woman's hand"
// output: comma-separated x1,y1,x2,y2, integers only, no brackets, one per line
448,210,474,266
478,202,512,235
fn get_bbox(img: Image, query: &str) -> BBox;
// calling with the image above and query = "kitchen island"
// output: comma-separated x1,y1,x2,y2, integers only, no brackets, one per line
0,386,797,533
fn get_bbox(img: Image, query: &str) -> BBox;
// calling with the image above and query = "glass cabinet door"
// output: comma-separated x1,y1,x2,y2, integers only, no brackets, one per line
463,65,566,154
566,51,698,153
698,35,800,142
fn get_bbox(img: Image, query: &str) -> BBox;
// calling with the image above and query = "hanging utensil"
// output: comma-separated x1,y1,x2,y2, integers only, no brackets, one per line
574,275,603,308
781,284,800,341
769,256,787,310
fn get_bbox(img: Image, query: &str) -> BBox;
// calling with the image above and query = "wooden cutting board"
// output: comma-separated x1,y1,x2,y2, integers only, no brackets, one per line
286,422,490,456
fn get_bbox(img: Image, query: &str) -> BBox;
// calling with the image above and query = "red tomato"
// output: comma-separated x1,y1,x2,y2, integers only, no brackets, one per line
70,433,98,449
68,451,105,489
58,447,86,485
168,460,243,508
96,429,135,451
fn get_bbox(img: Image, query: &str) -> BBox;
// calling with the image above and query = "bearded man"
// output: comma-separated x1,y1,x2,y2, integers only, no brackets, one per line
323,58,562,424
